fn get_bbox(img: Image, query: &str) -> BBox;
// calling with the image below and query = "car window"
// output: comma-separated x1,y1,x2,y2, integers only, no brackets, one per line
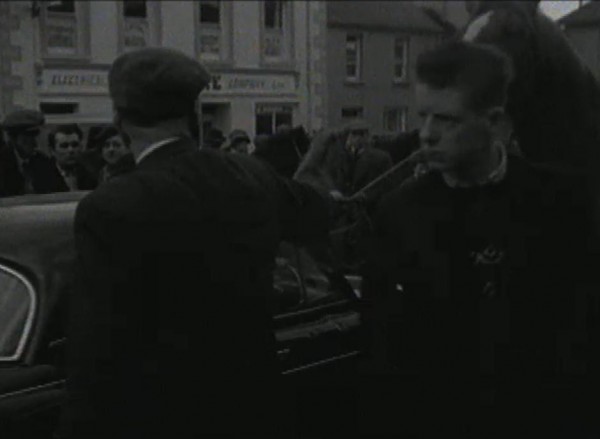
0,265,36,361
272,242,354,315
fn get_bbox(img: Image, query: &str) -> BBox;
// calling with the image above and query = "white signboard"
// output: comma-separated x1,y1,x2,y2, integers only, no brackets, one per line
39,70,297,96
204,73,297,96
39,69,109,95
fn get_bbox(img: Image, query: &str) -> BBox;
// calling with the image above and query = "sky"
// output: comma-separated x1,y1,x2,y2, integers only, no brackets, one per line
539,0,581,20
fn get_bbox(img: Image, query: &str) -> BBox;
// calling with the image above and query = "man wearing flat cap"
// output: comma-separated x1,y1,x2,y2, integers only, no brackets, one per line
0,109,59,197
60,47,337,439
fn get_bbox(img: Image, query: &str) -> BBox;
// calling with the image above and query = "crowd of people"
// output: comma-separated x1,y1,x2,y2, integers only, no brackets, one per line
1,4,600,437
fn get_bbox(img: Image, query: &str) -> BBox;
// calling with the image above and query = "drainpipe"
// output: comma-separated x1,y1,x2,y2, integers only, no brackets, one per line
305,1,312,133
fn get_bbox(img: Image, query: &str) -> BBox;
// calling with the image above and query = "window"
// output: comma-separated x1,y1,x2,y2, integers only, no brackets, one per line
197,1,231,62
40,0,89,58
341,107,364,121
345,34,362,81
261,1,292,64
119,1,160,52
255,104,293,136
40,102,79,115
393,37,409,82
383,107,407,133
0,265,36,361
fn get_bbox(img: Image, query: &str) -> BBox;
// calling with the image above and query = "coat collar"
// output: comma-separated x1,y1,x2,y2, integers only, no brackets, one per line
136,137,198,171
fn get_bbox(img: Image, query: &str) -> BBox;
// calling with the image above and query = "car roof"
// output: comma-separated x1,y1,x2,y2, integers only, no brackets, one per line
0,192,86,277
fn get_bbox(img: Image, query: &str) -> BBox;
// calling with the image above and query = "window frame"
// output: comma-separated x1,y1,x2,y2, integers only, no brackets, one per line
392,36,409,83
39,0,91,60
255,103,295,136
259,0,294,67
0,264,37,363
117,0,162,53
345,33,362,83
383,107,408,133
195,0,233,65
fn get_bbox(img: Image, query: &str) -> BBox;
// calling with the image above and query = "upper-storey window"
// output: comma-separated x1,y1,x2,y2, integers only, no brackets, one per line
118,1,160,52
197,0,232,63
40,0,90,58
393,37,409,82
261,1,293,65
345,34,362,82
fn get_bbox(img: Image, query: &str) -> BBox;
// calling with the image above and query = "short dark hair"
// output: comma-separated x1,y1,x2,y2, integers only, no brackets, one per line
48,124,83,150
416,41,514,111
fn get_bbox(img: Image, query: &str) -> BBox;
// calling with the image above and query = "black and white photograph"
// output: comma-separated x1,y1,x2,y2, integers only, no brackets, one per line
1,1,600,438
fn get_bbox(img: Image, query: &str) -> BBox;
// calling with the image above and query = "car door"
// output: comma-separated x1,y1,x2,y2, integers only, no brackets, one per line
271,242,363,436
0,261,67,439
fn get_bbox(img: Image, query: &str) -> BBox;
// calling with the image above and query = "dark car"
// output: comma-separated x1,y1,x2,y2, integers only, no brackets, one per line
0,192,362,438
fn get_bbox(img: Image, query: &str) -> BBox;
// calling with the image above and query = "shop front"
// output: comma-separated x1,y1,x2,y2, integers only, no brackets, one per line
201,70,300,141
36,66,113,151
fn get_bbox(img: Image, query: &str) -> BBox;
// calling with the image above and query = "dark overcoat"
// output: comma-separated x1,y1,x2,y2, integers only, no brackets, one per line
0,146,96,196
60,137,329,438
359,156,600,437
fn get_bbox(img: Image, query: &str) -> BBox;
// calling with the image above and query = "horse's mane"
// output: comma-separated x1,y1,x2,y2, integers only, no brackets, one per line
464,1,600,168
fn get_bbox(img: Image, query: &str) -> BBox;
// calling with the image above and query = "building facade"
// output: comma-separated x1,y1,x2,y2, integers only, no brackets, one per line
326,1,443,135
1,0,328,144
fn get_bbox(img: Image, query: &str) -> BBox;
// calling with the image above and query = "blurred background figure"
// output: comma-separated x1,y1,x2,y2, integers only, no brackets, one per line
224,129,252,154
0,109,54,196
253,125,311,178
47,124,97,192
329,119,393,198
96,126,135,184
202,127,226,149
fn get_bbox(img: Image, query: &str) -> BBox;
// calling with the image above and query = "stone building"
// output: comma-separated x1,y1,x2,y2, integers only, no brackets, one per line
326,1,444,134
0,0,328,144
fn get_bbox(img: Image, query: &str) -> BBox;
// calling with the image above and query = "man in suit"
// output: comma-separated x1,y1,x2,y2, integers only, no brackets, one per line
331,119,393,198
360,40,599,438
59,47,335,439
0,109,55,197
45,124,97,191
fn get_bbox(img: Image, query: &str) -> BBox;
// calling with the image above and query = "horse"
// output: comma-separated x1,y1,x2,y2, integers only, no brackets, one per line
460,1,600,172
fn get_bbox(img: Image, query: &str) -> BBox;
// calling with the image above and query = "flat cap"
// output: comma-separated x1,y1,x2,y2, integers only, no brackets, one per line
109,47,212,120
2,109,45,131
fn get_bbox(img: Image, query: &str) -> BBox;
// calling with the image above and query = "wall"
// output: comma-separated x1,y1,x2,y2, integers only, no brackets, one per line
327,25,440,133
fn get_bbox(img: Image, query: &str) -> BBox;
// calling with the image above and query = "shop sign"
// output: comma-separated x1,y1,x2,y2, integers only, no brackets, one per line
39,69,108,95
204,73,296,95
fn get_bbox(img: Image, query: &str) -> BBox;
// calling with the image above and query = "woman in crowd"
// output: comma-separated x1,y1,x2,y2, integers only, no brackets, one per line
97,126,135,184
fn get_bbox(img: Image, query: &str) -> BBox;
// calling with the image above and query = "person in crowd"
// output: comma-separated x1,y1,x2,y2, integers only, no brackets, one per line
253,126,311,178
328,119,393,198
58,47,336,439
96,126,135,183
46,124,97,191
202,127,225,149
80,124,113,179
0,109,57,197
223,129,252,154
359,40,598,438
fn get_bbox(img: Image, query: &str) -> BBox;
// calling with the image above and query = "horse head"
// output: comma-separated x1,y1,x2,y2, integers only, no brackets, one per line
461,1,600,169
